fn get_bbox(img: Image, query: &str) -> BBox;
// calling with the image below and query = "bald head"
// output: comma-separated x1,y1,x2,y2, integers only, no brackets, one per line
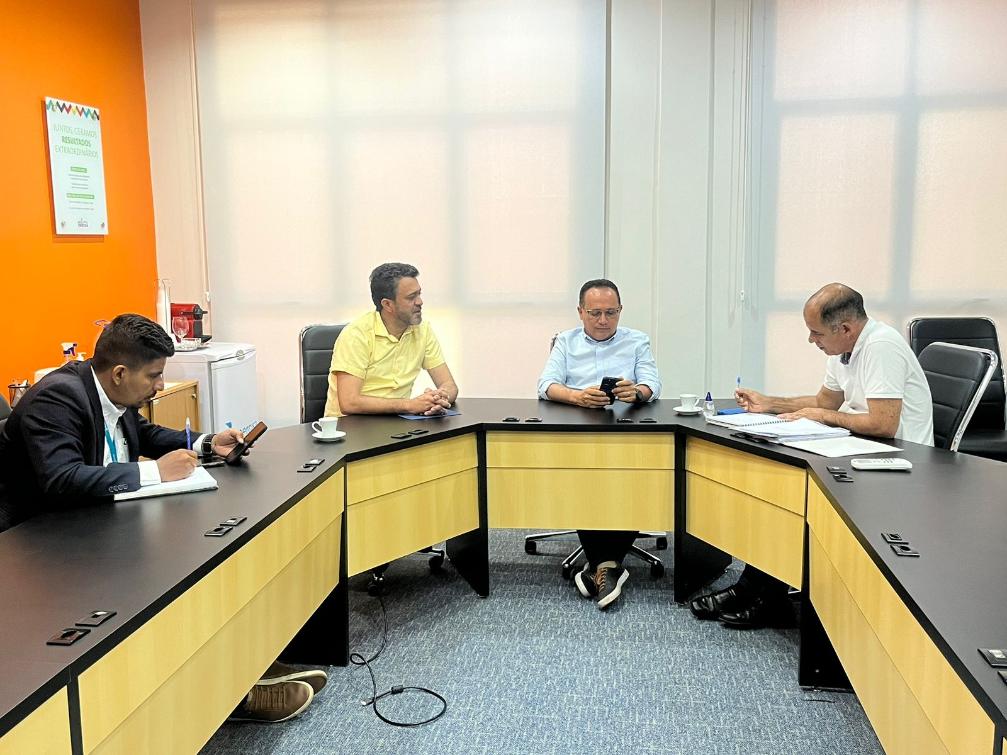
805,283,867,330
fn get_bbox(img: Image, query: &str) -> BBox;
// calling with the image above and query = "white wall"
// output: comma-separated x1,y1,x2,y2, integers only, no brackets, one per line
139,0,210,326
609,0,751,400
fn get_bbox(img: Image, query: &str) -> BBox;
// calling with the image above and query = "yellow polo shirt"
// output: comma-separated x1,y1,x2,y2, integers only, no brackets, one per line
324,310,446,417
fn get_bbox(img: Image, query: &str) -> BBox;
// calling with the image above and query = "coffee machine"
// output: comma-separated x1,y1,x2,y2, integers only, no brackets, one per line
170,303,211,342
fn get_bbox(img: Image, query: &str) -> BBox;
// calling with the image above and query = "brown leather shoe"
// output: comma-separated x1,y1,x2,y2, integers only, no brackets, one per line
259,661,328,694
228,680,313,723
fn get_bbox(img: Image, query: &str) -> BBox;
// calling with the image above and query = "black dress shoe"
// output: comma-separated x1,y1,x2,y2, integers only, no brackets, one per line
689,585,744,620
718,593,793,629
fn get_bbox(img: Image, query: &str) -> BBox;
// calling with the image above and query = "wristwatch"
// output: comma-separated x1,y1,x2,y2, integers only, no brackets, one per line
201,434,215,458
635,388,646,403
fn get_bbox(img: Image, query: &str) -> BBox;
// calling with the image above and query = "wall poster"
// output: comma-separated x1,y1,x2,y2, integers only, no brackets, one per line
45,96,108,235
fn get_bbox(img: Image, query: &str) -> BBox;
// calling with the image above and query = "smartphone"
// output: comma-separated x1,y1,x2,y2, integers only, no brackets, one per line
224,421,268,465
599,376,619,404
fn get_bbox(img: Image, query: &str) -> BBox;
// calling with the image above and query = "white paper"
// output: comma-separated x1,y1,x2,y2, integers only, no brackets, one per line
114,465,218,501
45,97,108,235
780,437,903,458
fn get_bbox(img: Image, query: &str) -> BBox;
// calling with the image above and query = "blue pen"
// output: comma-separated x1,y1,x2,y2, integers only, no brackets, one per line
185,417,192,450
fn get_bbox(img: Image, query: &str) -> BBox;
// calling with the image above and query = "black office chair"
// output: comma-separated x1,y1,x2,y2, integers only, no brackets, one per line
523,334,667,579
909,317,1007,461
0,393,10,433
298,323,444,593
299,323,347,424
918,342,998,451
0,395,14,532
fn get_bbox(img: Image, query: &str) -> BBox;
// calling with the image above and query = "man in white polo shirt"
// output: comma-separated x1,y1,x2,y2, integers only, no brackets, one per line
736,282,933,445
689,282,934,628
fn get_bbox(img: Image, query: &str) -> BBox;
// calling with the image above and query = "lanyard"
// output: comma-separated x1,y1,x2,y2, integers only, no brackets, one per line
104,424,119,464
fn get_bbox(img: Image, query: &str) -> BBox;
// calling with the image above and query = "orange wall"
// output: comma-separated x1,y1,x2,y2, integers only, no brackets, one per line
0,0,157,385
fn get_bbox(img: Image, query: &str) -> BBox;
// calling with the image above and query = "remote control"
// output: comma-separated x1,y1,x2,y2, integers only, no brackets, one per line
850,458,913,471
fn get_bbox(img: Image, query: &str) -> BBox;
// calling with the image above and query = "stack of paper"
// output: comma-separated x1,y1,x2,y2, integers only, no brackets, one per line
707,412,849,441
780,437,902,458
114,465,219,501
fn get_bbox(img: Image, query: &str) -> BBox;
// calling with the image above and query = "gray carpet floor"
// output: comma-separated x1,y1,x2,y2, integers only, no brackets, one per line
201,530,883,754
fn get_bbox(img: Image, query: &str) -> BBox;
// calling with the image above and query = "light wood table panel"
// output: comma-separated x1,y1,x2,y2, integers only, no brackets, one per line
90,515,341,754
0,688,71,755
347,435,476,503
810,530,949,754
686,438,805,514
79,471,344,753
808,482,993,755
686,473,804,588
486,432,674,470
488,469,674,531
487,431,675,531
348,469,479,576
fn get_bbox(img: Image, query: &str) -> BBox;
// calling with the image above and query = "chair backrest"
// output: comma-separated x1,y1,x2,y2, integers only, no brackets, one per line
918,342,998,451
908,317,1005,431
298,323,347,424
0,395,11,531
0,394,10,435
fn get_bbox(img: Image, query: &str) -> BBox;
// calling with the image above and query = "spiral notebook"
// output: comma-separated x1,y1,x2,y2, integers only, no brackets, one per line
114,466,219,501
706,412,849,441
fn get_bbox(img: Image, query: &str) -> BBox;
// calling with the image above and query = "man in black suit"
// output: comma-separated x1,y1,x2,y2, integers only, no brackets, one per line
0,314,245,518
0,314,326,723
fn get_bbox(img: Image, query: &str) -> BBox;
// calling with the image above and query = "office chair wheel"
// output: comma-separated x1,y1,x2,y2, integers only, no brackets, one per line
655,536,668,550
429,552,445,570
561,563,575,580
650,562,665,579
524,541,538,555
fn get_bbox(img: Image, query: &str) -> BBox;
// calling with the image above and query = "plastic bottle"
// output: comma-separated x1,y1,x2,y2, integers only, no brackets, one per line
703,391,716,419
155,278,172,335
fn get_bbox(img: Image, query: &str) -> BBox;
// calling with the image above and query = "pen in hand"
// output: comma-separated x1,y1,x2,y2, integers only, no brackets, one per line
185,417,192,451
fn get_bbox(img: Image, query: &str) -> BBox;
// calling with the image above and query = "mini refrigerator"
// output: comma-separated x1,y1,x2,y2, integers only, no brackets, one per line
164,342,258,432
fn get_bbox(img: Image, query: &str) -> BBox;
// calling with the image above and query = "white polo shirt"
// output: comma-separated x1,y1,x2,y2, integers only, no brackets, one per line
823,318,934,446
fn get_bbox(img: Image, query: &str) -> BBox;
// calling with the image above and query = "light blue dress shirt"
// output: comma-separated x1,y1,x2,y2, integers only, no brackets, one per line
537,326,662,401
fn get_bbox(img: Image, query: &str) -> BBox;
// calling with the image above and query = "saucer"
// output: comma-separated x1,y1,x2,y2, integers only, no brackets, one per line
673,405,703,415
312,430,346,442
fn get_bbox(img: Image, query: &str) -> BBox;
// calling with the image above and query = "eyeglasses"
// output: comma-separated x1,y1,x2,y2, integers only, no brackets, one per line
583,307,623,319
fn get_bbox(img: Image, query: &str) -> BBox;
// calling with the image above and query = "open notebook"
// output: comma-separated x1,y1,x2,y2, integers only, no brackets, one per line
706,412,849,441
114,465,219,501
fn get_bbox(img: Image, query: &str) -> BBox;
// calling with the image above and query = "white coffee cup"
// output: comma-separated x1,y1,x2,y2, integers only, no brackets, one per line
679,394,700,410
312,417,340,437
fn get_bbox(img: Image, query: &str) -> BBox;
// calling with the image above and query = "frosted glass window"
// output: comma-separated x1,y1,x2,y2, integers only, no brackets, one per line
775,114,896,299
911,109,1007,294
773,0,908,101
917,0,1007,96
746,0,1007,397
195,0,605,424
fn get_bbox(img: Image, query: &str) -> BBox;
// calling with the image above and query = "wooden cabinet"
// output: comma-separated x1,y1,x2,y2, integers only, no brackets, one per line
138,380,199,431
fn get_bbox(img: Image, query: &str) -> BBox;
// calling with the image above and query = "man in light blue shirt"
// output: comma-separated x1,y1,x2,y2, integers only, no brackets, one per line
538,279,661,609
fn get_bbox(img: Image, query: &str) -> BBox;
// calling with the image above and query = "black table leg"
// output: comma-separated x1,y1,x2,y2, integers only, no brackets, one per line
445,431,490,597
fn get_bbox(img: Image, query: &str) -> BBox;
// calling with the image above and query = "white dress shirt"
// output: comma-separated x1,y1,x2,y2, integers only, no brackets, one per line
538,326,662,400
91,368,162,486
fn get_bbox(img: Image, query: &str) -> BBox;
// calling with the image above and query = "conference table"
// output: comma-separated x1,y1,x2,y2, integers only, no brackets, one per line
1,398,1006,754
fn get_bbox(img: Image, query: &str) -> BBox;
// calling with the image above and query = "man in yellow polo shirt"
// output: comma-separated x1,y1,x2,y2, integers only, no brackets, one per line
324,262,459,417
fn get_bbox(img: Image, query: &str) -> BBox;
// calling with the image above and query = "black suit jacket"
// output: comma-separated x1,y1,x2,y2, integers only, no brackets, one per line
0,360,188,529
